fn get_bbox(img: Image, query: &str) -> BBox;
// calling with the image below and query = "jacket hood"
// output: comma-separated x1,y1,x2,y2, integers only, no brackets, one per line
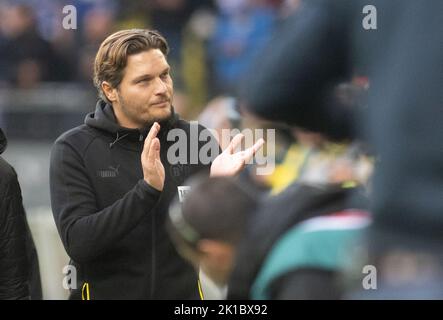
0,128,7,154
84,100,179,142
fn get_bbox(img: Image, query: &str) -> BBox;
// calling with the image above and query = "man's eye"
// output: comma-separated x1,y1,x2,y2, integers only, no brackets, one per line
161,72,169,78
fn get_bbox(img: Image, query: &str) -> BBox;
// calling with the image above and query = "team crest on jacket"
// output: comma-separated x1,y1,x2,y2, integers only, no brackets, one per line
177,186,191,203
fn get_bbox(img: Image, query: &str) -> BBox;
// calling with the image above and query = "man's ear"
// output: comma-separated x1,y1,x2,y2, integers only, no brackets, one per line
101,81,118,103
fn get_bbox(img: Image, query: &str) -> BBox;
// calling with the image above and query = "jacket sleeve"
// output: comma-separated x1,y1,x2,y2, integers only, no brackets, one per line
0,168,30,300
49,138,161,263
241,0,354,140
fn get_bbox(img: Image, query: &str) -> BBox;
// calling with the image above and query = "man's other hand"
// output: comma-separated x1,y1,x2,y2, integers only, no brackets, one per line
210,134,265,177
141,122,165,191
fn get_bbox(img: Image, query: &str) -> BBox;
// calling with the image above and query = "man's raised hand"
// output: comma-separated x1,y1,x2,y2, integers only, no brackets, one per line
210,133,265,177
141,122,165,191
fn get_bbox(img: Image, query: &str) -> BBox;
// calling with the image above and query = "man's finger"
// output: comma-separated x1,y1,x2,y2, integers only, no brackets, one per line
147,137,160,165
252,138,265,153
226,133,244,154
143,122,160,156
155,135,161,160
241,138,265,163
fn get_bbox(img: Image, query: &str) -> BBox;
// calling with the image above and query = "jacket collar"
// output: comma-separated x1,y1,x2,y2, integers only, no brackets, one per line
85,99,179,147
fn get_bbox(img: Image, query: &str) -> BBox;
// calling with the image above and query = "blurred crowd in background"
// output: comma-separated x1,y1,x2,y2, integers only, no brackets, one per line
0,0,297,120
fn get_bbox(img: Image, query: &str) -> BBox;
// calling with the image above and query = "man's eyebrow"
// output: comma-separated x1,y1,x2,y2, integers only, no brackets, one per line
132,67,170,83
132,74,153,83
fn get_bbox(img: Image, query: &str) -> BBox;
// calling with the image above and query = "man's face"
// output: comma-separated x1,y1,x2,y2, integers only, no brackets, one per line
113,49,173,128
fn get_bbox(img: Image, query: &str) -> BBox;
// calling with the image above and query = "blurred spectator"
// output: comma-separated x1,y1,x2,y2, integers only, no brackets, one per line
0,4,57,87
279,0,301,18
113,1,149,30
208,0,277,95
146,0,215,66
76,8,115,82
228,150,372,299
250,209,370,299
167,175,257,299
227,83,373,299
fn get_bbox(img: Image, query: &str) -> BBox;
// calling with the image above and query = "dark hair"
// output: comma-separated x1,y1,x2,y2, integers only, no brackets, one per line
168,176,257,247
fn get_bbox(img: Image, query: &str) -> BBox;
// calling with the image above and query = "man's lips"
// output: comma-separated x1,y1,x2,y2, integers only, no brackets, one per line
151,100,170,107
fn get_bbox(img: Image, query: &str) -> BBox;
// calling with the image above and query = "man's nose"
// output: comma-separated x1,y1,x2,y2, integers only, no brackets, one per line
154,77,168,95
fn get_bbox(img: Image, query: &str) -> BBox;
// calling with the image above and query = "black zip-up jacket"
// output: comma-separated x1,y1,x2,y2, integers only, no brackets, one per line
0,129,42,300
50,101,217,299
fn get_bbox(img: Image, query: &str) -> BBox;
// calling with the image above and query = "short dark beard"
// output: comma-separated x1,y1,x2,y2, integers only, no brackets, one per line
145,106,174,126
117,91,173,128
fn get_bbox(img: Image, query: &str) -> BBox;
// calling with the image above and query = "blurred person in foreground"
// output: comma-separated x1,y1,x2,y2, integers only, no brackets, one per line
241,0,443,298
167,175,257,299
168,144,372,299
227,82,373,299
49,29,263,300
228,138,373,299
0,129,42,299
